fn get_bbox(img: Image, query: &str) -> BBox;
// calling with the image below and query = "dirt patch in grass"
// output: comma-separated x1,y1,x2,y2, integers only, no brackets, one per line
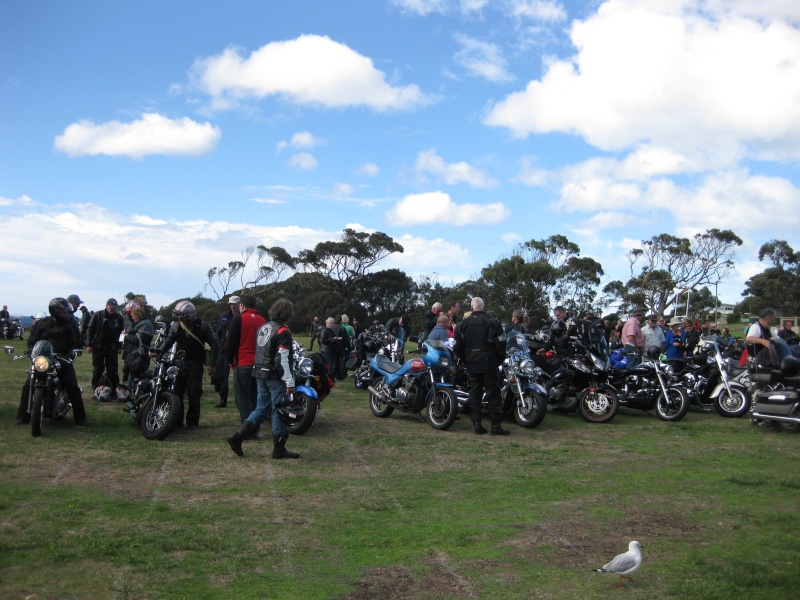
344,560,477,600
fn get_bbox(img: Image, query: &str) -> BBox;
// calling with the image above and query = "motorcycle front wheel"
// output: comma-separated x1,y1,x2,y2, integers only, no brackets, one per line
31,387,45,437
426,387,458,430
577,385,618,423
278,392,317,435
514,390,548,428
656,386,690,421
140,391,182,440
369,377,394,418
713,385,750,418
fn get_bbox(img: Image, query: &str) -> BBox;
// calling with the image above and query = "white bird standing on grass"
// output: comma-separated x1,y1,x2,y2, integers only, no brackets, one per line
595,540,643,588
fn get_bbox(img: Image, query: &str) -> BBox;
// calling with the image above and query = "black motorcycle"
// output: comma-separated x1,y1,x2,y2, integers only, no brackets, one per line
352,328,402,389
538,319,619,423
611,347,690,421
9,341,82,437
2,317,24,340
749,337,800,432
668,335,751,418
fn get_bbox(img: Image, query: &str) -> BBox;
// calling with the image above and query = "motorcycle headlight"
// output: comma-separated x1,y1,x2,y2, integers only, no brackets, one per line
438,355,451,368
520,359,535,377
592,355,607,371
33,355,51,373
298,357,313,377
166,366,180,377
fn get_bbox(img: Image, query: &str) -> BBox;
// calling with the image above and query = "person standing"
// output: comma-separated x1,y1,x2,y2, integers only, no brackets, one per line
213,295,239,407
427,314,452,343
155,300,218,429
308,316,322,350
641,314,666,353
621,308,646,369
122,305,153,387
506,309,528,334
85,298,125,399
422,302,442,339
226,295,266,429
454,297,509,436
227,298,300,459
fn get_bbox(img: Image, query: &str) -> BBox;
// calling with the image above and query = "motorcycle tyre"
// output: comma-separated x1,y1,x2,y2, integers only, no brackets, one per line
656,386,690,422
426,387,458,431
369,377,394,418
771,421,800,433
514,390,547,429
31,387,45,438
713,385,750,418
577,385,618,424
280,392,317,436
140,391,182,440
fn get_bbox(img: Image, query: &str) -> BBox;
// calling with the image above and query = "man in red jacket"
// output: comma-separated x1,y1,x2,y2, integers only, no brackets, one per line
226,295,266,430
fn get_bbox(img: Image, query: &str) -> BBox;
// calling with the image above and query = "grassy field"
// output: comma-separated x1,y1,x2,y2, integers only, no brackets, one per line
1,335,798,599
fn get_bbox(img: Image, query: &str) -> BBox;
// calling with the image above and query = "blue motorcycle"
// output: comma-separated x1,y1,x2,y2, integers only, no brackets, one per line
367,339,458,430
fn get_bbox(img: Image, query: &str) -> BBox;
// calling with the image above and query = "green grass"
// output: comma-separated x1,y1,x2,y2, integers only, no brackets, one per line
1,335,798,599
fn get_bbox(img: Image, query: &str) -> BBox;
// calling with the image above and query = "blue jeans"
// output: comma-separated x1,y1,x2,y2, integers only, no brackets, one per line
246,377,287,437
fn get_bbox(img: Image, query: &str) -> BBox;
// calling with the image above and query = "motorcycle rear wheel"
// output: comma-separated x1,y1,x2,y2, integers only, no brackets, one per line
713,385,750,418
656,386,690,422
31,387,45,438
426,387,458,430
514,390,547,428
369,377,394,418
140,391,182,440
771,421,800,433
279,391,317,435
577,385,618,423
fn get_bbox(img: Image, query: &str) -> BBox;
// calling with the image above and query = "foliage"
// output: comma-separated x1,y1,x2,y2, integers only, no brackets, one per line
206,245,295,301
740,240,800,315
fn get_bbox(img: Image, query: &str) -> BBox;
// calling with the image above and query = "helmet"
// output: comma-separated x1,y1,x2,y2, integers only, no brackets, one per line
172,300,196,322
48,297,72,323
780,355,800,377
95,385,113,402
646,345,661,359
34,311,47,321
550,319,566,337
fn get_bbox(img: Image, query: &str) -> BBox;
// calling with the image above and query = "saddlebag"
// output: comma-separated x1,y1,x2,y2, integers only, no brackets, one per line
752,389,800,418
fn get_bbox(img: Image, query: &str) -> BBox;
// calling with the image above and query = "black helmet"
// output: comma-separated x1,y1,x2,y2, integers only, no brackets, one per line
48,297,72,323
172,300,196,322
646,345,662,359
780,355,800,377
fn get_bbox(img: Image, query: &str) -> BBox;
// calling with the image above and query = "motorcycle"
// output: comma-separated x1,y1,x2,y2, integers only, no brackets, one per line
8,341,82,437
124,321,184,440
352,328,402,389
2,317,24,340
748,337,800,431
611,347,690,421
500,329,549,428
537,319,619,423
368,338,458,430
277,341,335,435
668,335,751,418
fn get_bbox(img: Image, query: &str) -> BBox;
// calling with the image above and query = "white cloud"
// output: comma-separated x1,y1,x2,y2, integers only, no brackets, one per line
276,131,322,153
415,148,499,188
386,190,510,225
453,34,515,83
0,194,35,207
287,153,318,170
249,198,289,205
357,162,380,176
331,182,354,197
507,0,567,22
192,34,430,112
54,113,220,159
384,234,474,278
485,0,800,161
393,0,449,16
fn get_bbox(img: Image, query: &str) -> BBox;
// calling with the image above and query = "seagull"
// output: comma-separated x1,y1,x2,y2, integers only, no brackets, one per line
595,540,643,588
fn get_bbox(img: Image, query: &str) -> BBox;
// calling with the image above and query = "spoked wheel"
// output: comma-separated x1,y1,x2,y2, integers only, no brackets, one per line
426,387,458,430
714,385,751,418
31,387,45,438
577,385,618,423
140,391,182,440
369,377,394,418
656,386,690,421
514,390,547,428
278,391,317,435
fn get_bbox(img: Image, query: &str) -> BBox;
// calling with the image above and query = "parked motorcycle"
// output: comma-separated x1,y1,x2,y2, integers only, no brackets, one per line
352,328,402,389
538,319,619,423
611,347,690,421
668,335,751,418
7,341,82,437
368,338,458,430
124,322,183,440
2,317,24,340
500,329,548,428
277,341,335,435
748,337,800,432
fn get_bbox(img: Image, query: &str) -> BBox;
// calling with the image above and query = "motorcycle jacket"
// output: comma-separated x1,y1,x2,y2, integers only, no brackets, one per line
85,309,124,350
29,316,81,356
159,319,219,366
453,310,505,373
253,320,295,388
226,308,266,367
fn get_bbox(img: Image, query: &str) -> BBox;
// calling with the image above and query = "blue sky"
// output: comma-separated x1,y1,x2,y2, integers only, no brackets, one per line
2,0,799,316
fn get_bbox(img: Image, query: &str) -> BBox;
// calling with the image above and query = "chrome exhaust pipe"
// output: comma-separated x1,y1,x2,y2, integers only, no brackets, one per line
752,412,800,424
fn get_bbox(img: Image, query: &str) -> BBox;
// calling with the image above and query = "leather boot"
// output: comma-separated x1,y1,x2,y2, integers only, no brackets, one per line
227,420,257,456
490,421,511,436
472,420,487,435
214,397,227,408
272,435,300,459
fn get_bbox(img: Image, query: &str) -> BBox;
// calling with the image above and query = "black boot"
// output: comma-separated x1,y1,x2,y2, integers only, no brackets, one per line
472,420,487,435
215,397,227,408
272,435,300,459
227,420,257,456
490,421,510,436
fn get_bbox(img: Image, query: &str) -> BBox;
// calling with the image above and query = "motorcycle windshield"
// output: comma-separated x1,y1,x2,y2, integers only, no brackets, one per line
506,329,530,357
31,340,54,360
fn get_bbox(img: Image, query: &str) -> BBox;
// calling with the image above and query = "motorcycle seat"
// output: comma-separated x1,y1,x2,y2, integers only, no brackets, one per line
374,355,403,374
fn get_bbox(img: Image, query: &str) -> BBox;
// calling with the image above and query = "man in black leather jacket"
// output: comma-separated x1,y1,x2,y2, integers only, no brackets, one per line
453,297,509,436
85,298,125,399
